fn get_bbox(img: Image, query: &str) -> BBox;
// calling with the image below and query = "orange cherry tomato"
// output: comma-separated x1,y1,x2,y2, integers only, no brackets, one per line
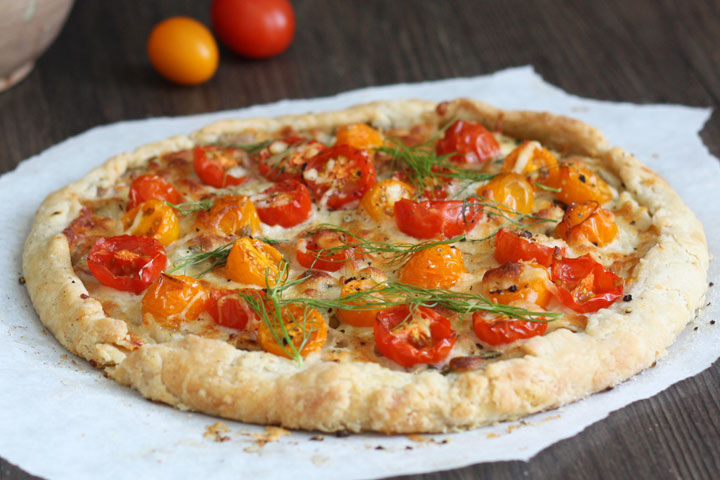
258,304,327,358
502,140,559,186
255,136,326,182
127,174,183,210
436,120,500,165
141,274,208,328
551,254,624,313
211,0,296,59
554,202,618,247
205,287,264,330
398,244,467,289
477,172,535,216
374,305,457,367
193,145,249,188
479,262,552,308
295,228,360,272
548,163,612,205
303,145,377,210
473,312,548,346
254,180,313,228
195,195,260,236
359,179,415,222
336,267,388,327
494,228,564,268
225,237,285,287
335,123,384,151
393,198,482,239
87,235,166,294
122,199,180,247
147,17,219,86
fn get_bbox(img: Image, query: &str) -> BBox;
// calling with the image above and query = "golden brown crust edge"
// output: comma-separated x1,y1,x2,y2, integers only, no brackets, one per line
23,99,708,433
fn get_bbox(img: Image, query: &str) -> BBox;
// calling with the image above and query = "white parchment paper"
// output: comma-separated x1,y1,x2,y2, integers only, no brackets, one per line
1,66,719,480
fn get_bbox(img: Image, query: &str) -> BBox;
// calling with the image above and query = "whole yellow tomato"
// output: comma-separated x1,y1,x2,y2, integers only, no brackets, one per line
147,17,219,86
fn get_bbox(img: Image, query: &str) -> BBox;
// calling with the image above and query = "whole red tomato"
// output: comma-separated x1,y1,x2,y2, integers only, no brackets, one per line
211,0,296,59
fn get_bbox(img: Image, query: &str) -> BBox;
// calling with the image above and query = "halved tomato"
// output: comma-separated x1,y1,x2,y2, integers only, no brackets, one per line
397,244,467,289
254,180,312,227
435,119,500,164
295,228,360,272
193,145,249,188
127,174,183,210
393,198,482,239
225,237,285,287
473,312,548,346
255,136,326,182
554,201,618,247
551,254,624,313
494,228,564,268
205,287,263,330
258,304,328,358
141,274,208,328
374,305,457,367
303,145,377,209
87,235,166,294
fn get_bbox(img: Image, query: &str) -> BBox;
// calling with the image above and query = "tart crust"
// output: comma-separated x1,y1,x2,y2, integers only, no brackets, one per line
23,99,708,433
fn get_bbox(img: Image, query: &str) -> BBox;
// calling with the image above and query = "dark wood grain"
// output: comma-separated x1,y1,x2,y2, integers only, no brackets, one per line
2,1,719,479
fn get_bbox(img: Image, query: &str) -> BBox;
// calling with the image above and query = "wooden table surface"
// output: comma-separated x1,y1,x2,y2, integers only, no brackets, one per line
2,1,719,478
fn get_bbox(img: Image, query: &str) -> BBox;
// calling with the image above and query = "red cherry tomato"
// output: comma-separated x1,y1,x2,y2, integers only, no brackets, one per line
255,180,313,228
551,254,624,313
393,198,482,239
211,0,296,59
374,305,457,367
494,228,564,268
296,228,360,272
303,145,377,210
472,312,548,346
87,235,166,294
436,120,500,164
127,174,184,210
255,137,325,182
205,288,263,330
193,145,249,188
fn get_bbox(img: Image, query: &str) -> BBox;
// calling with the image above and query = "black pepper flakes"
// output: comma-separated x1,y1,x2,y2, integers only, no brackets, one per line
579,174,587,183
18,276,25,285
375,446,385,450
508,285,518,293
710,282,715,287
335,430,351,438
623,294,633,302
711,320,716,325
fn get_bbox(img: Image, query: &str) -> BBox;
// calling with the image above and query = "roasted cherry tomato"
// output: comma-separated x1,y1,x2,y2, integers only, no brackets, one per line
87,235,166,294
501,140,559,186
374,305,457,367
478,172,535,216
479,262,552,308
255,137,325,182
211,0,295,59
225,237,285,287
473,312,548,346
255,180,313,227
122,199,180,247
398,244,467,289
359,179,415,222
393,198,482,239
335,123,384,151
336,267,388,327
548,163,613,205
205,287,263,330
127,174,183,210
303,145,377,209
436,119,500,165
494,228,564,268
554,201,618,247
195,195,261,236
295,228,360,272
258,304,327,358
147,16,219,86
551,255,624,313
141,274,208,328
193,145,249,188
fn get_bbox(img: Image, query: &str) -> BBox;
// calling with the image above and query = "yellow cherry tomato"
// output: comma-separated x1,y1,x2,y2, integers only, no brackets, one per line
359,179,415,222
225,237,285,287
258,304,328,358
478,172,535,216
554,201,618,247
122,199,180,246
502,140,559,186
479,262,552,309
548,163,613,205
147,17,219,86
335,123,385,150
195,195,261,237
398,244,467,289
336,267,388,327
141,274,208,328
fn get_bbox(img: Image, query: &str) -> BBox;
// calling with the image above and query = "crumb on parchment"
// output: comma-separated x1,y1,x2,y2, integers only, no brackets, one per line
204,421,231,442
243,426,291,453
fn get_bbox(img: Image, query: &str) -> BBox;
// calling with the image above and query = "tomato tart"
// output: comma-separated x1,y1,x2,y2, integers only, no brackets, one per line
23,99,709,433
